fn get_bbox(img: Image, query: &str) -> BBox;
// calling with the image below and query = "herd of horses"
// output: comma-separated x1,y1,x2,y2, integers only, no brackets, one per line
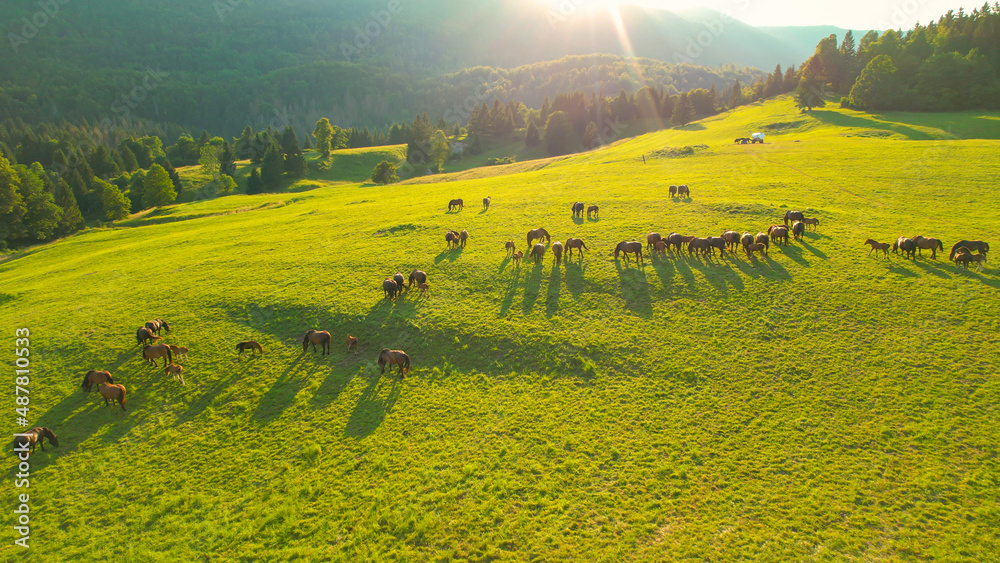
863,236,989,270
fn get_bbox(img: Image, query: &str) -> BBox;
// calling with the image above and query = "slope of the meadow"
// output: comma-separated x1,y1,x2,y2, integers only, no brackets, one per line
2,98,999,561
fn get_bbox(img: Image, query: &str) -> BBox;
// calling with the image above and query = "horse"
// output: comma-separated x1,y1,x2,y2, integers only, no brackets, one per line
893,237,916,259
167,345,188,362
565,238,589,258
512,250,523,267
706,236,727,256
378,348,410,378
459,229,469,247
665,233,684,253
237,340,263,357
448,198,464,211
912,235,944,259
165,364,185,386
527,228,551,246
964,253,987,272
145,318,170,335
382,278,399,300
505,240,516,255
646,232,662,251
571,202,585,218
408,269,427,288
768,225,789,246
864,239,890,259
949,240,989,261
12,427,59,456
445,230,460,248
418,281,430,297
687,237,712,256
746,243,767,258
755,232,770,250
98,383,127,411
81,370,113,392
482,196,490,211
614,241,643,263
802,217,820,231
792,221,805,241
136,327,161,346
587,205,599,218
552,241,564,265
783,210,804,226
722,231,742,252
530,243,546,264
668,185,677,197
652,240,668,256
143,344,172,367
392,272,406,292
677,185,690,197
346,335,359,354
953,246,972,268
303,330,332,355
740,232,755,250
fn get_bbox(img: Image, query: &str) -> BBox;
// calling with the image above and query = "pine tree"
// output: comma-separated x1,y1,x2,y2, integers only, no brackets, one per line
197,130,211,147
525,121,541,148
220,141,236,177
120,146,139,173
728,79,744,108
313,118,334,157
158,158,183,196
544,111,573,156
582,121,600,149
98,179,131,221
15,164,62,242
127,170,146,212
246,168,264,195
142,164,176,208
260,144,284,190
54,177,84,235
671,93,693,127
236,126,255,159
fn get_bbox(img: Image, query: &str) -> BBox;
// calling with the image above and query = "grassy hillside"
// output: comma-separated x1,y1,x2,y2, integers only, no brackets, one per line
2,97,999,561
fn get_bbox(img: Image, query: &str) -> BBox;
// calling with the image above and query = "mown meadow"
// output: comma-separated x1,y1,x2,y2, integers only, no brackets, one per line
2,97,999,561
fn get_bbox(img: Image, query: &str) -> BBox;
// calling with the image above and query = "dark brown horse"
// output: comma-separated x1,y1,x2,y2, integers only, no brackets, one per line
445,230,460,248
143,344,172,367
783,210,804,226
12,427,59,455
136,327,162,346
745,243,767,258
81,370,114,392
346,335,359,355
565,238,589,258
768,225,789,246
912,235,944,259
552,241,564,265
615,241,643,263
677,185,690,197
145,318,170,335
755,232,770,249
722,230,741,252
864,239,890,258
949,240,989,260
587,205,599,218
646,232,662,251
448,198,464,211
791,220,805,241
665,233,684,253
893,237,916,259
408,269,427,288
530,243,546,264
705,236,727,256
99,383,127,411
571,202,585,217
378,348,410,378
688,237,712,256
303,330,332,355
527,228,551,246
482,196,490,211
382,278,399,300
740,231,755,251
237,340,264,357
668,185,677,197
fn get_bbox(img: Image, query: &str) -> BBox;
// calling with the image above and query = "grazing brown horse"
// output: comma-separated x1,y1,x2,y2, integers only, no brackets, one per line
688,237,712,256
802,217,820,231
705,236,727,256
527,228,551,246
893,237,916,259
382,278,399,300
587,205,598,218
448,199,464,211
653,240,668,255
912,235,944,259
167,345,188,362
81,370,114,392
145,319,170,335
949,240,989,260
165,364,185,386
482,196,490,211
783,210,804,226
722,230,742,252
755,232,770,249
391,272,405,292
740,231,755,250
665,233,684,253
677,185,690,197
864,239,890,258
668,185,677,197
768,225,789,246
791,221,805,241
99,383,127,411
303,330,332,355
571,202,585,218
963,253,987,272
346,335,359,354
646,232,662,251
445,230,460,248
136,327,162,346
408,269,427,288
953,246,972,268
512,250,523,267
746,243,767,258
565,238,589,258
12,427,59,455
552,241,564,265
530,243,546,264
505,240,516,255
459,229,469,247
143,344,173,367
237,340,263,357
615,241,643,263
378,348,410,378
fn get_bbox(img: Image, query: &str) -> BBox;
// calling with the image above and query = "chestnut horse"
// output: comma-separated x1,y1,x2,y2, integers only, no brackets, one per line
143,344,172,367
165,364,185,386
791,221,805,241
303,330,332,355
12,427,59,455
565,238,589,258
408,269,427,288
768,225,789,246
136,327,161,346
912,235,944,259
527,228,551,246
949,240,989,261
378,348,410,378
530,243,546,264
802,217,820,231
552,241,564,264
783,210,804,226
893,237,916,259
346,335,359,354
722,230,741,252
746,243,767,258
864,239,890,258
646,232,662,251
505,240,516,255
237,340,263,357
615,241,643,263
587,205,599,218
99,383,127,411
81,370,114,392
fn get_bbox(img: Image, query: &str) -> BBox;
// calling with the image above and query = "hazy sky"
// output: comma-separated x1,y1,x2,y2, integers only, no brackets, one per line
558,0,990,29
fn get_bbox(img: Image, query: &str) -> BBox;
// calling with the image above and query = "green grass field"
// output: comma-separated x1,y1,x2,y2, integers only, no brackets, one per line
2,97,999,561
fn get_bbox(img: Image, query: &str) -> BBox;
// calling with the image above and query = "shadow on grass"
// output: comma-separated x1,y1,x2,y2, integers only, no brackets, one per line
810,110,933,140
564,259,587,299
778,243,810,266
911,258,952,279
799,239,828,259
497,255,511,273
887,263,920,278
545,264,562,317
522,261,545,313
571,216,583,225
434,246,464,264
615,261,652,317
251,354,313,424
499,266,522,317
345,373,402,439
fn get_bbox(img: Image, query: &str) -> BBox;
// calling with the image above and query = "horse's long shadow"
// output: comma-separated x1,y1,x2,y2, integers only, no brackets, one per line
564,259,587,299
497,255,511,273
648,255,677,294
310,365,358,408
434,246,464,263
799,239,828,259
177,360,259,425
687,254,744,294
108,344,140,371
954,267,1000,288
522,261,545,313
545,264,562,317
729,252,766,280
571,216,583,225
911,258,952,279
345,373,402,439
587,216,600,223
887,263,920,278
499,266,522,317
779,244,809,266
671,253,698,288
615,261,652,317
251,354,312,424
761,253,792,280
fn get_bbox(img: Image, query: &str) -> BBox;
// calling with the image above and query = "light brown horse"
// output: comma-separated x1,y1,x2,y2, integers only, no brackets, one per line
12,427,59,455
864,239,890,259
565,238,589,258
303,330,332,355
512,250,523,267
165,364,185,386
530,243,546,264
740,232,755,250
755,232,770,249
418,282,430,297
615,241,643,263
346,335,359,354
783,210,804,226
448,198,464,211
237,340,263,357
912,235,944,259
408,269,427,287
81,370,114,392
668,185,677,197
505,240,516,255
802,217,820,231
482,196,490,211
378,348,410,378
949,240,989,260
145,319,170,335
587,205,598,218
768,225,789,246
99,383,127,411
746,242,767,258
143,344,173,367
136,327,162,346
571,202,585,217
459,229,469,247
646,232,662,251
168,345,188,362
527,228,551,246
552,241,564,265
653,240,668,255
791,220,805,241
